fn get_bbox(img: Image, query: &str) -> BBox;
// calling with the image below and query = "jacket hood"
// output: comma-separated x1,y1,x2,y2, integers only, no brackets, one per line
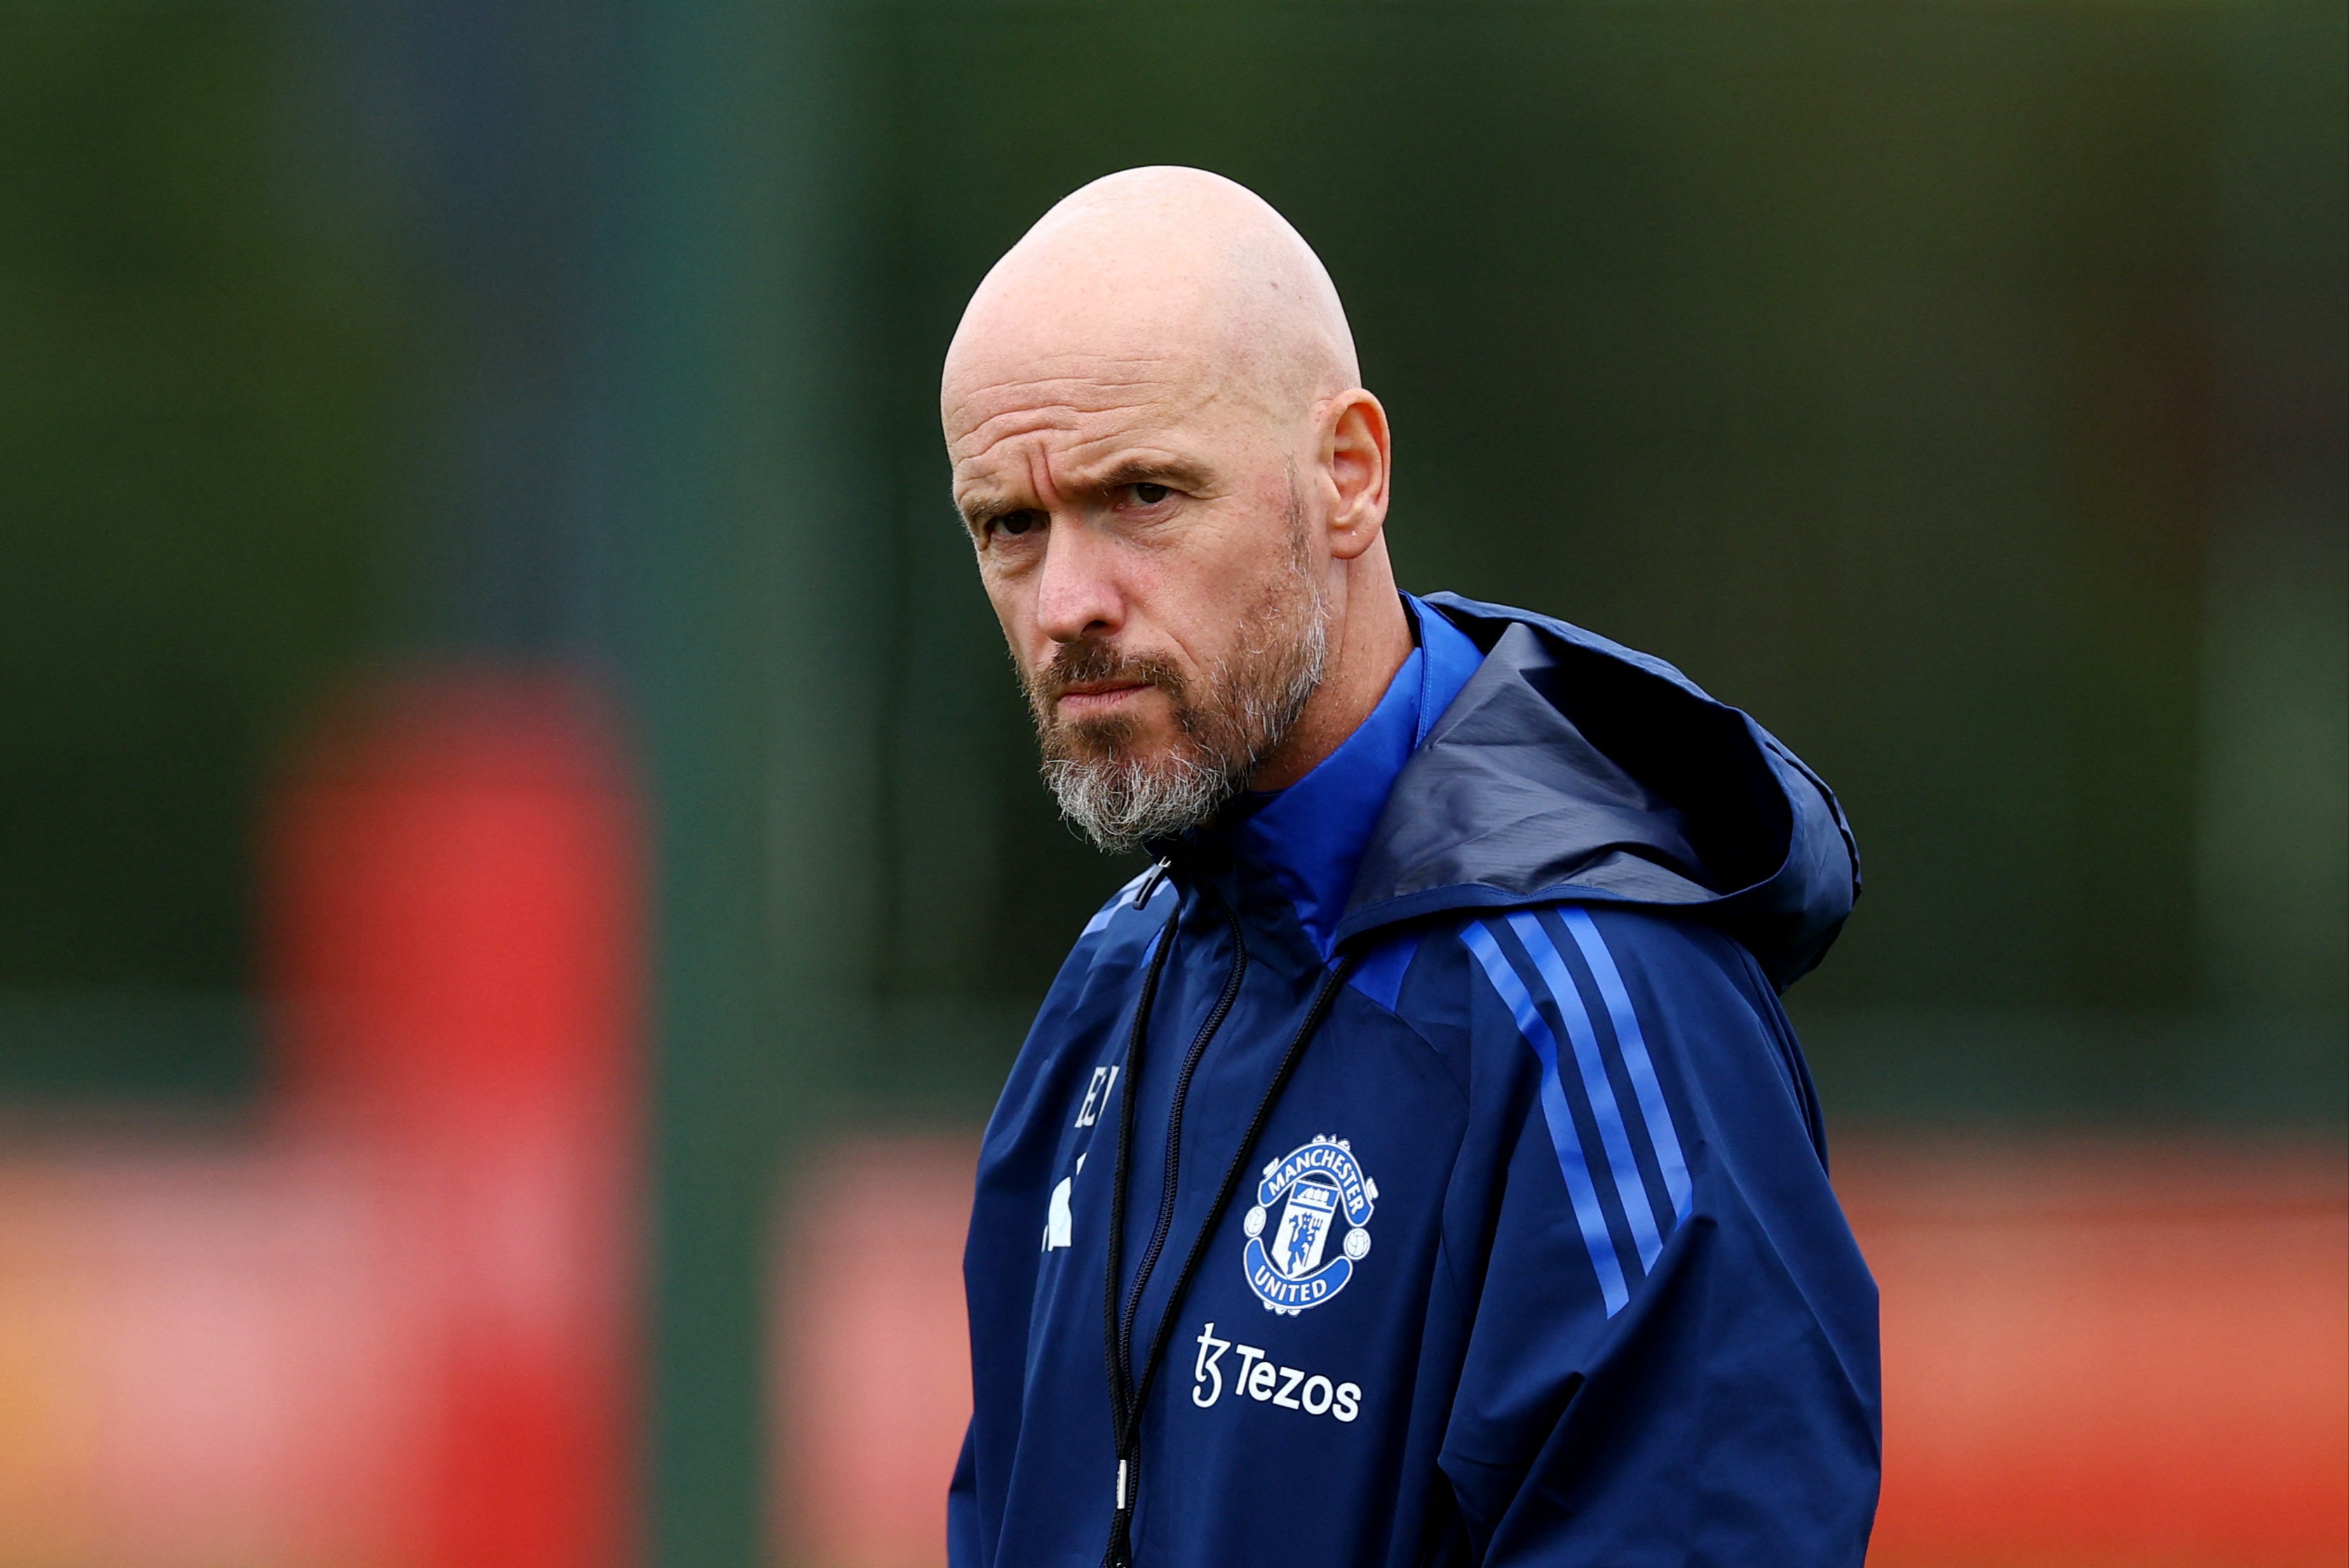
1336,593,1861,991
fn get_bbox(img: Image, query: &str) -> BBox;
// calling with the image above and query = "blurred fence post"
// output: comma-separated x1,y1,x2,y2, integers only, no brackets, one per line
266,676,642,1568
609,1,880,1564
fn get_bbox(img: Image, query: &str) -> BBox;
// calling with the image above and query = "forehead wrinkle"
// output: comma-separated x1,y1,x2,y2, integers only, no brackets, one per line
952,417,1220,518
954,431,1205,506
951,442,1062,516
950,403,1153,474
958,364,1179,398
947,362,1196,428
961,393,1160,432
1019,442,1061,508
1057,440,1205,488
949,373,1222,462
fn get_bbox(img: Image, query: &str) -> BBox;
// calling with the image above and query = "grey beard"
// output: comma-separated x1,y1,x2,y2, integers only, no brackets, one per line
1040,589,1330,856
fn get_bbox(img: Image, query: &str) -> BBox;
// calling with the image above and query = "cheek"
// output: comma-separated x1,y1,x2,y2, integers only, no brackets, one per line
1156,512,1294,660
977,568,1038,660
978,566,1020,621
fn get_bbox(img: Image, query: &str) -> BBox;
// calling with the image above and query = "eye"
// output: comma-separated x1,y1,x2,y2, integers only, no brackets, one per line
990,509,1043,539
1128,482,1171,506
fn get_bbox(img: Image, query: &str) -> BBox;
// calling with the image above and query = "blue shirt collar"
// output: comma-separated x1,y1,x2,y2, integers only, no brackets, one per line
1232,593,1484,959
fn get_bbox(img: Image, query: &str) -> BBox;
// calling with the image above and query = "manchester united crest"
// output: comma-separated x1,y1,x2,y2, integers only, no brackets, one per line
1241,1135,1377,1314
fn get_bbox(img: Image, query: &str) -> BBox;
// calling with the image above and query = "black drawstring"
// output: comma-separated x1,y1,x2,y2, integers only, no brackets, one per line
1099,856,1358,1567
1111,873,1248,1412
1104,863,1245,1546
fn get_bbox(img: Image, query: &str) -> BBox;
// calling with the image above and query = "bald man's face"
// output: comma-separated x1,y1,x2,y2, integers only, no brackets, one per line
945,335,1330,850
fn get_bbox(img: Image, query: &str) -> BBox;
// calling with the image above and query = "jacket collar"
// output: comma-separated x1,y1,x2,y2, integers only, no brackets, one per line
1333,592,1863,989
1226,593,1484,959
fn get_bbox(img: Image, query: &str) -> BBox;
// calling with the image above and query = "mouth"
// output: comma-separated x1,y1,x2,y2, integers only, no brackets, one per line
1054,680,1155,719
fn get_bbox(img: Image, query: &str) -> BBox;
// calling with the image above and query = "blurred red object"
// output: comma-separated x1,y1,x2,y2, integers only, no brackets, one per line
265,672,642,1568
771,1133,2346,1568
1848,1137,2348,1568
773,1137,978,1568
0,1136,418,1564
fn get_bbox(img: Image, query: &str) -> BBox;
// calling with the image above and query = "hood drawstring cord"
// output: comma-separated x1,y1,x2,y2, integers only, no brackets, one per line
1099,856,1358,1568
1102,856,1241,1567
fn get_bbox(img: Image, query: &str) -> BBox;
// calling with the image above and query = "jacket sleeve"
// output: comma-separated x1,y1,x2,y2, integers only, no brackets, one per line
1439,905,1880,1564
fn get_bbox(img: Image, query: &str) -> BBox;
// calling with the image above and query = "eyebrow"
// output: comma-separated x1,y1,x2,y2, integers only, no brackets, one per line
953,456,1216,532
1087,456,1214,493
1090,456,1212,486
954,491,1025,533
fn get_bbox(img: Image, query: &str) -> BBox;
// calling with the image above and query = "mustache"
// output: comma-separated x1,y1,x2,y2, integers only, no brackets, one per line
1028,639,1189,709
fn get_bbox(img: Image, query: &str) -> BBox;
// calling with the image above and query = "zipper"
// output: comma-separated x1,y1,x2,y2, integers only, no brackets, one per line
1098,853,1358,1566
1111,872,1250,1414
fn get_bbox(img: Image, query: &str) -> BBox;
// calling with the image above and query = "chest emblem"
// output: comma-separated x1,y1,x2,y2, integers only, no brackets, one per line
1242,1135,1378,1315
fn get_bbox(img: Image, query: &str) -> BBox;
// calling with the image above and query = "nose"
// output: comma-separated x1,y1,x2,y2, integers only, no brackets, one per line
1032,518,1125,646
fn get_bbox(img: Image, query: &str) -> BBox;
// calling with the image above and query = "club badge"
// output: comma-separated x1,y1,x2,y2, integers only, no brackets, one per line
1241,1135,1376,1315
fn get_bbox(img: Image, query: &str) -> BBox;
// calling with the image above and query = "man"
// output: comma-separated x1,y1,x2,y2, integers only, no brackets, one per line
943,167,1878,1567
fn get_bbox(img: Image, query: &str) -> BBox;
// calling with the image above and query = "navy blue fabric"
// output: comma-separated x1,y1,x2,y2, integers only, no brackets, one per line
1344,595,1862,990
951,595,1878,1567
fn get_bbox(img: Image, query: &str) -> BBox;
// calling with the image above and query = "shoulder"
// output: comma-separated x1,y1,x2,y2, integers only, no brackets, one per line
1078,863,1172,942
1372,903,1820,1144
1372,902,1766,1034
1044,864,1177,992
978,870,1177,1167
997,868,1174,1095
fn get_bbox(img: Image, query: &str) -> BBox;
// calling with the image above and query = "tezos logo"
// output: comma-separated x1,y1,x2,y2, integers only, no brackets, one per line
1242,1135,1376,1315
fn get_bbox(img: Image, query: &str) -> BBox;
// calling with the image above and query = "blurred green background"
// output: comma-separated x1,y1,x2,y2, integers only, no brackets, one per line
1,1,2341,1561
5,0,2338,1112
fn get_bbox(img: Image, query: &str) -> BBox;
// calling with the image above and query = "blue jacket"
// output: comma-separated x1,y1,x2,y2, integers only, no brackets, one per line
950,593,1878,1568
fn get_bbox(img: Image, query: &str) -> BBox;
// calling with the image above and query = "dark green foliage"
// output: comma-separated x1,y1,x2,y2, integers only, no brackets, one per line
0,6,397,996
874,3,2226,1013
0,1,2338,1121
860,4,2344,1126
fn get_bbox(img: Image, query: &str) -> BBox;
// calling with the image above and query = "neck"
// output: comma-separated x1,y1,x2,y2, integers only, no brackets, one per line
1248,542,1412,792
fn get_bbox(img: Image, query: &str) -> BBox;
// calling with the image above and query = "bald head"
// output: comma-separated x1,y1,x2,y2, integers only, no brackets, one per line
944,167,1358,430
944,168,1409,846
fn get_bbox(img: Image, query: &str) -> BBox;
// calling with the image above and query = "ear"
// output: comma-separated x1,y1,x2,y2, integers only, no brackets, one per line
1319,390,1391,562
